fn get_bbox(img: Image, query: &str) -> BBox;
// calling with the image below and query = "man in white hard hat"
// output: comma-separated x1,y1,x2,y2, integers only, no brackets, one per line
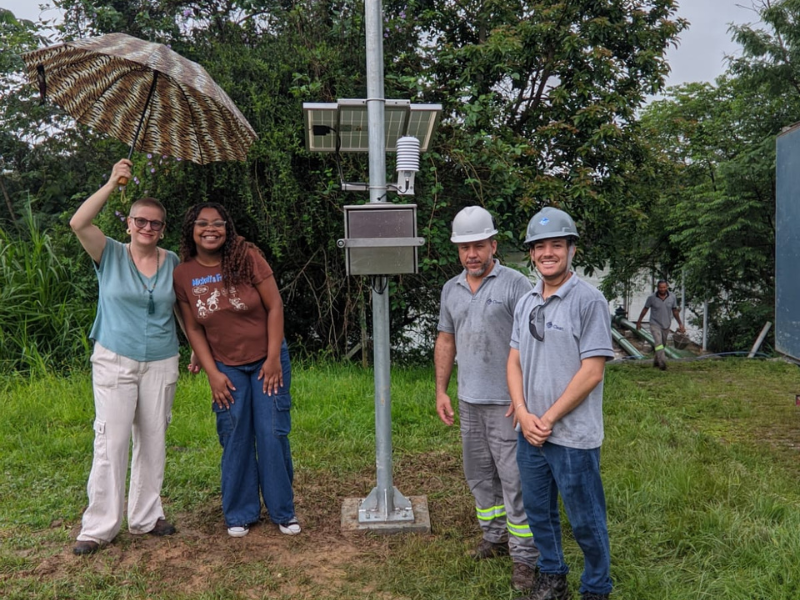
435,206,539,592
508,207,614,600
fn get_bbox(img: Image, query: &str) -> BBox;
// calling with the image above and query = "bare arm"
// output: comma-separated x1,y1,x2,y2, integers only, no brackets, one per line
177,298,236,409
70,159,132,264
636,306,648,329
506,348,551,443
434,331,456,425
540,356,606,429
506,347,526,415
511,353,606,447
173,304,200,374
672,308,685,331
255,274,285,396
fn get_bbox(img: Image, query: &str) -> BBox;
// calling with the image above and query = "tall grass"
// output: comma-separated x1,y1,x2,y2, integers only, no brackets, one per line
0,208,94,374
1,359,800,599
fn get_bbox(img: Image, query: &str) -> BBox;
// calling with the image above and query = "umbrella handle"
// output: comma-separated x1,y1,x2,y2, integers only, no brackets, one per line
117,139,136,186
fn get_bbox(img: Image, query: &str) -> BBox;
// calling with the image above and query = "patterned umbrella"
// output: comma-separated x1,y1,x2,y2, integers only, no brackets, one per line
21,32,257,167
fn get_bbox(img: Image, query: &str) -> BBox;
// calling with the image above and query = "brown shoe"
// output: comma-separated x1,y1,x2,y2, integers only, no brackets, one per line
148,518,176,536
471,539,509,560
512,562,537,592
72,540,99,556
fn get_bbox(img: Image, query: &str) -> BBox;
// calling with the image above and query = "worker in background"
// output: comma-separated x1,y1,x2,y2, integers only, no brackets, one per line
636,280,685,370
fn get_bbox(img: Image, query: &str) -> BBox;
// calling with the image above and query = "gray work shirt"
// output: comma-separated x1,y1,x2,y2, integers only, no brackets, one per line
510,273,614,449
438,260,533,404
644,291,677,329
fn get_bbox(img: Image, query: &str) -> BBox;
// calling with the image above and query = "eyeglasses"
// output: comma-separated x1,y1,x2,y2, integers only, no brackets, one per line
194,219,226,229
130,217,165,231
529,304,545,342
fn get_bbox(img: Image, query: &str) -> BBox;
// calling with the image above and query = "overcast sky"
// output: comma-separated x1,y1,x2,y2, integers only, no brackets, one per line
2,0,761,87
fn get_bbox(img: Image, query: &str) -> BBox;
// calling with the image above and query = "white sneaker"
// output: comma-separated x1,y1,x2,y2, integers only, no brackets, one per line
227,525,249,538
278,519,301,535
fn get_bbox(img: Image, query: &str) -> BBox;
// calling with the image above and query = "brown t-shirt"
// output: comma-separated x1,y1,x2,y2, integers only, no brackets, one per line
173,248,274,365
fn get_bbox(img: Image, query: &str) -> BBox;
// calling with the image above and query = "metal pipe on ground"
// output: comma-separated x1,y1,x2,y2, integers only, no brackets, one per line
611,324,645,359
748,322,772,358
612,315,682,359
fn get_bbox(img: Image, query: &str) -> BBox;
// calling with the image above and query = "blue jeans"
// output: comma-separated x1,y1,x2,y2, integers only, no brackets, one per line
517,438,612,595
213,340,295,527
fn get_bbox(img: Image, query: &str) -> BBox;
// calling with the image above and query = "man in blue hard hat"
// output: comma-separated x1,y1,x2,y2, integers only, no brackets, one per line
508,207,614,600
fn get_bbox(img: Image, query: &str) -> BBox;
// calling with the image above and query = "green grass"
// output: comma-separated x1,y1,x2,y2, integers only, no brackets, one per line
2,358,800,598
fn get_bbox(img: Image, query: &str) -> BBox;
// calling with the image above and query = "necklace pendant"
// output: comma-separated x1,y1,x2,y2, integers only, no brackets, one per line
148,294,155,315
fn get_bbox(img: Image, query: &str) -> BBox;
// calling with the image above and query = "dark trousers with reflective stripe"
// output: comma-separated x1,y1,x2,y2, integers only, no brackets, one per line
651,325,670,365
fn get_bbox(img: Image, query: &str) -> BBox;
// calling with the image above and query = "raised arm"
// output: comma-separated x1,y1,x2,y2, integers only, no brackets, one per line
70,159,132,264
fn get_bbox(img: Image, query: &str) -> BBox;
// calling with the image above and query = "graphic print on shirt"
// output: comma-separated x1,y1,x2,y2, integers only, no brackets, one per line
191,278,248,320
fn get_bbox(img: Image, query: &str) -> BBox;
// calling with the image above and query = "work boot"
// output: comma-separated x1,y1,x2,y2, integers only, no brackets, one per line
148,518,176,536
471,539,509,560
581,593,609,600
659,357,667,371
72,540,100,556
522,572,571,600
511,562,537,591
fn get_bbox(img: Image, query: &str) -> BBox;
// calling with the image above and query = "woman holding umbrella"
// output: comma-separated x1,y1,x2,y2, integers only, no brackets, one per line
70,158,180,555
173,202,300,538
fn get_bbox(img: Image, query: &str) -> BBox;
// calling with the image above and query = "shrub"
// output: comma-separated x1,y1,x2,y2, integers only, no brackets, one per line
0,208,94,374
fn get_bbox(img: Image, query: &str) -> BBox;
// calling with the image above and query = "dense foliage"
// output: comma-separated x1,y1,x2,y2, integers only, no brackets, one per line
24,0,792,370
598,0,800,352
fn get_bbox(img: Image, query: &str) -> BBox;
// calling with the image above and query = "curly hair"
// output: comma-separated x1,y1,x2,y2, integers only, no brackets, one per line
178,202,263,288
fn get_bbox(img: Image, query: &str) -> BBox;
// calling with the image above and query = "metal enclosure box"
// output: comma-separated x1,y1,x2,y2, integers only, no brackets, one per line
776,122,800,360
340,204,420,275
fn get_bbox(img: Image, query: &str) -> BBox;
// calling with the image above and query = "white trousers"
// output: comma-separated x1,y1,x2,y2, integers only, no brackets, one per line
77,343,179,543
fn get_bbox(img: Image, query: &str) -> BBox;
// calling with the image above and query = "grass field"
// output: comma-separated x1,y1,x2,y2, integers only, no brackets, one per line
1,357,800,599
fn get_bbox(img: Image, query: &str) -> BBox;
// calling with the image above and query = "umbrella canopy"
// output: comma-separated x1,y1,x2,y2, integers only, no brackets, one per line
22,32,257,165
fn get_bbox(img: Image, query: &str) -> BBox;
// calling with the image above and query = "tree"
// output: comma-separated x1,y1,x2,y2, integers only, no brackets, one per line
3,0,686,365
609,0,800,352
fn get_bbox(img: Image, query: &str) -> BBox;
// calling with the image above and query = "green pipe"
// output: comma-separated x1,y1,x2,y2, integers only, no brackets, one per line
613,316,681,359
610,325,645,359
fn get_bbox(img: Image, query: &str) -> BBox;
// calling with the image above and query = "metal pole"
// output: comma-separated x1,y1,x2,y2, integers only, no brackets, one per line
372,277,393,512
365,0,386,205
681,268,686,327
748,321,772,358
702,300,708,351
358,0,413,524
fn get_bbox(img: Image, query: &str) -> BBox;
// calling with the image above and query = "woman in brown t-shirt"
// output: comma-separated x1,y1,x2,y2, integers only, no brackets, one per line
173,202,300,538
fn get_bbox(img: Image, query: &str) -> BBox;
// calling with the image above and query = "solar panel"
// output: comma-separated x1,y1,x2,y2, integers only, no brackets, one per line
303,99,441,153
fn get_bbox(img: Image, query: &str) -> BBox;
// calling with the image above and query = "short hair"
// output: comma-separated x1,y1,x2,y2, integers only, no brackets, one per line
527,236,576,250
130,197,166,221
656,279,668,286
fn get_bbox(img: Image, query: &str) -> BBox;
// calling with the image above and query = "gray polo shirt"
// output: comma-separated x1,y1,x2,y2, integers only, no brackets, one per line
510,273,613,449
438,260,533,405
644,291,677,329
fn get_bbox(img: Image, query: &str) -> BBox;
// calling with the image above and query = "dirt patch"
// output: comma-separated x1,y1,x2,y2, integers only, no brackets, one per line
7,452,476,599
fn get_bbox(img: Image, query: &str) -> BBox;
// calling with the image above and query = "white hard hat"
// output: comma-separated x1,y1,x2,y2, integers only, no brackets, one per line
450,206,498,243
